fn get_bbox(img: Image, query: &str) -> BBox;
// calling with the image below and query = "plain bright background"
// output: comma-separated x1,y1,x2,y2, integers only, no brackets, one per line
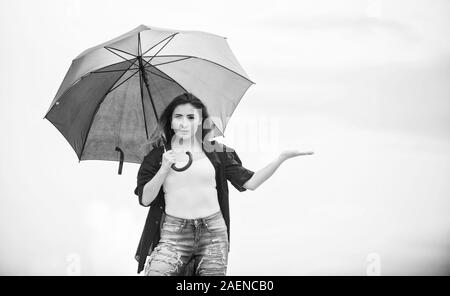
1,0,449,275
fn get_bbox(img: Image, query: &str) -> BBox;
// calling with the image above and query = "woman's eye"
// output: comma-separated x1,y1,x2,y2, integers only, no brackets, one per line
174,116,194,118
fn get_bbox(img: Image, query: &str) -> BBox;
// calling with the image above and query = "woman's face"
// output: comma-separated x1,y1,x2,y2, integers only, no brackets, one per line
171,103,202,141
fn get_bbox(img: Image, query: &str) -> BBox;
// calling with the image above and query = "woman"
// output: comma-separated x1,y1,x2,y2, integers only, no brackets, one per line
134,93,309,275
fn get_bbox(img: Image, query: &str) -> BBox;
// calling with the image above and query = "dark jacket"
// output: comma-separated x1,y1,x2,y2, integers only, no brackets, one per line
133,139,255,274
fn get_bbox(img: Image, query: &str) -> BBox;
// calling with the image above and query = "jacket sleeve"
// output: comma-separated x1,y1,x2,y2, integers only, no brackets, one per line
134,148,162,207
223,145,255,192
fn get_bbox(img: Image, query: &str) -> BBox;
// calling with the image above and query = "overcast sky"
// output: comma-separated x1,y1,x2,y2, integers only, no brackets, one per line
1,0,449,275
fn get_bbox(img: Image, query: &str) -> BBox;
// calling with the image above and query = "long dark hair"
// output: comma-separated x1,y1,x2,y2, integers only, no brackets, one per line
144,93,215,153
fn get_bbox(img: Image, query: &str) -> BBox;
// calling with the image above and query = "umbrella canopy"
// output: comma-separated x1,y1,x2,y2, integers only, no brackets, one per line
44,24,254,173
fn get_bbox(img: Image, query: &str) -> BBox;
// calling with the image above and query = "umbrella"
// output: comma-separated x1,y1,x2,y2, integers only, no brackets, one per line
44,24,254,174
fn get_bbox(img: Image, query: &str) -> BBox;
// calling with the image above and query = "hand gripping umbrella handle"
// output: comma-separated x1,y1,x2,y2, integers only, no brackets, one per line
171,151,193,172
163,142,193,172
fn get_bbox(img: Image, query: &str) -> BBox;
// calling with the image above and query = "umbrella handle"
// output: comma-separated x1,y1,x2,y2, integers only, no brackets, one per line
171,151,193,172
163,139,193,172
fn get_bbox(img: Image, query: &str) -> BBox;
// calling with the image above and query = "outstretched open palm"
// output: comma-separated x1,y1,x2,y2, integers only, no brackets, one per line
279,149,314,161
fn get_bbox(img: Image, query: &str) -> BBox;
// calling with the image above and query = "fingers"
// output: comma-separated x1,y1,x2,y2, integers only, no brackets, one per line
163,149,176,164
287,150,314,158
298,151,314,156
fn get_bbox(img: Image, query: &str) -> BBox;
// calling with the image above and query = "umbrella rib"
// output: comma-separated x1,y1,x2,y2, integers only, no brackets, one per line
92,68,140,74
141,33,179,58
146,65,189,94
141,34,179,71
105,46,137,58
145,68,177,84
138,57,191,73
138,33,189,92
45,60,140,118
104,47,137,66
137,33,178,84
144,56,191,68
188,56,256,85
58,60,137,99
107,67,141,94
144,54,255,85
79,61,136,161
138,29,252,83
